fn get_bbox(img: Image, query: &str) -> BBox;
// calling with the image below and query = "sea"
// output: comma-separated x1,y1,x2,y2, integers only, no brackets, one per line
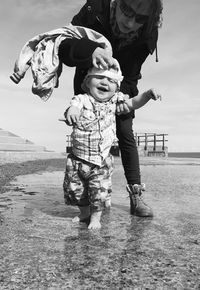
168,152,200,158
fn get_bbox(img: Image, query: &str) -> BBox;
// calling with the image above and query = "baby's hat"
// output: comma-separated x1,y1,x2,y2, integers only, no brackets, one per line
81,59,123,92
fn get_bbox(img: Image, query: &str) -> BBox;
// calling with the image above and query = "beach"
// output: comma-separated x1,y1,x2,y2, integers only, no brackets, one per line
0,156,200,289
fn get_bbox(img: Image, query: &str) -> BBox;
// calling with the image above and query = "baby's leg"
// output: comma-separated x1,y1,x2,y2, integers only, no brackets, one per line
63,154,90,222
104,198,111,208
88,210,102,230
87,161,112,230
104,181,112,208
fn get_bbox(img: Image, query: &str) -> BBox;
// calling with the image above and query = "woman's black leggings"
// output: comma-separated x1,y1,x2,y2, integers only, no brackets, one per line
116,112,141,185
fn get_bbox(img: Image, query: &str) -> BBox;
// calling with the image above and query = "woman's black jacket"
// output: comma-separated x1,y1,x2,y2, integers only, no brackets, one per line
58,0,158,98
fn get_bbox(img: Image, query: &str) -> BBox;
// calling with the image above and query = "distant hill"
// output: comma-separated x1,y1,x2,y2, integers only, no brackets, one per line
0,128,47,152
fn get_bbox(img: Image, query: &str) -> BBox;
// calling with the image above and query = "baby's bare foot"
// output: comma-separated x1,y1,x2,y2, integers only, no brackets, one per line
88,219,101,230
88,211,102,230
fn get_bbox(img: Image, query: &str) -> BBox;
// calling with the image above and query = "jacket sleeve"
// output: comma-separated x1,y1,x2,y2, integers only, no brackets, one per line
120,44,149,98
58,1,102,68
58,38,102,68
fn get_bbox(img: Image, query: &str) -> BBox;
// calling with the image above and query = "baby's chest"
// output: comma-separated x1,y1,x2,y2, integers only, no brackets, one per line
79,103,115,130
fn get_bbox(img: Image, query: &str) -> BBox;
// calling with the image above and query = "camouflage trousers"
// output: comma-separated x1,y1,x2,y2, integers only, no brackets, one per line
63,153,113,212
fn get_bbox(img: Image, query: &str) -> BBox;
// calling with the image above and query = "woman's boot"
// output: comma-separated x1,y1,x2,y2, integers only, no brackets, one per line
126,183,153,217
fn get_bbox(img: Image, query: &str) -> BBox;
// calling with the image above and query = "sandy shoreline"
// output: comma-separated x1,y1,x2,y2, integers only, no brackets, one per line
1,155,200,194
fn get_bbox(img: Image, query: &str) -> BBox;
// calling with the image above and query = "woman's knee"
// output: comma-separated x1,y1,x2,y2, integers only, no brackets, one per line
116,114,134,139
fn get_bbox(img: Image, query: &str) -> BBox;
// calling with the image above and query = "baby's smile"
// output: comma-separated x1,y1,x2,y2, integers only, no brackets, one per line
97,86,109,92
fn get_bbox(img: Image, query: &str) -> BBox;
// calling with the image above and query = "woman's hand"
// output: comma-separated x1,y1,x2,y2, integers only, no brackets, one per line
64,106,81,126
92,47,117,69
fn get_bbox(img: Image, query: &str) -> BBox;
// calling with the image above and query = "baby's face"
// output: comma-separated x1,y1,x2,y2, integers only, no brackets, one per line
87,75,118,102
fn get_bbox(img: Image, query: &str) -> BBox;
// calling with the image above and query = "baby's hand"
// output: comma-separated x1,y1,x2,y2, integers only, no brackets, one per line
148,88,162,101
116,93,131,115
64,106,80,126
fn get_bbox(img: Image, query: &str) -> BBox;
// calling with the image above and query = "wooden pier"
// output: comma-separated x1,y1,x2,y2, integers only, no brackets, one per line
65,133,168,157
135,133,168,157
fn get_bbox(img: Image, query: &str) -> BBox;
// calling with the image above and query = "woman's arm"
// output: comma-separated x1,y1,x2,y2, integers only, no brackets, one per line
58,38,100,68
59,38,117,70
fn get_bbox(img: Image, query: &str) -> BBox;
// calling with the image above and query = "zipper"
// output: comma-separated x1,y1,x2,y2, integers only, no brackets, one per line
95,16,110,37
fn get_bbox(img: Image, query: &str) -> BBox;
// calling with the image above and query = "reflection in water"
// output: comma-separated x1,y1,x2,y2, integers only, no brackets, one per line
62,209,153,287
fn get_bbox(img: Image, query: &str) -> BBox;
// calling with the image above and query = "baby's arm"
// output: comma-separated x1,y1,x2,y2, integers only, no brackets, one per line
126,88,161,110
65,106,81,125
64,95,84,126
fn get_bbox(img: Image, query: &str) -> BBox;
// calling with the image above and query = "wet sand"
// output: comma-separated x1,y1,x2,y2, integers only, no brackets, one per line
0,157,200,289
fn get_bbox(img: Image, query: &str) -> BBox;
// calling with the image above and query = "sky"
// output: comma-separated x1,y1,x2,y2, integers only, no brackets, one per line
0,0,200,153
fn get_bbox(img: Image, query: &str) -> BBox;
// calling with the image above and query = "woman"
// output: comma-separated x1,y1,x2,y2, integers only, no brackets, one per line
58,0,163,217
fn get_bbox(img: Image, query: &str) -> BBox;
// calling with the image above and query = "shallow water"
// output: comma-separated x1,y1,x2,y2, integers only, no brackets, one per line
0,161,200,289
